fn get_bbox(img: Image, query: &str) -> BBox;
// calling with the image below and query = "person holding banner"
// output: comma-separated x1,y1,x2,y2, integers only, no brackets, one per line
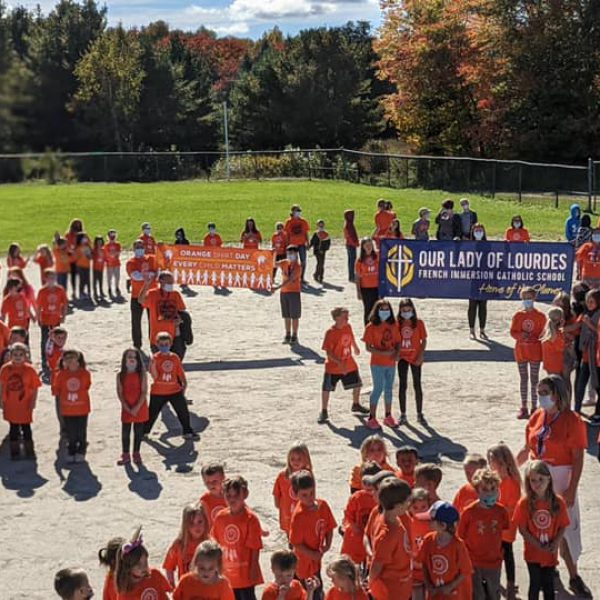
355,238,380,325
468,223,488,340
240,218,262,249
373,199,396,246
504,216,530,243
284,205,310,284
458,198,478,240
435,200,462,241
575,227,600,288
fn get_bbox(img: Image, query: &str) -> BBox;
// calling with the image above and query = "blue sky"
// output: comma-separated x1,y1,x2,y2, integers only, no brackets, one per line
14,0,382,38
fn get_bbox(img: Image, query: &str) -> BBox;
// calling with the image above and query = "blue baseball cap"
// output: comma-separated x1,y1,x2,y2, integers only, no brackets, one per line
429,501,459,524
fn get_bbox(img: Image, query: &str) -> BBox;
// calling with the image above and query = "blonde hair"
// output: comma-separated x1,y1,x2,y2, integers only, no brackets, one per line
471,467,501,488
360,435,388,462
192,540,223,570
411,486,430,503
487,443,521,486
542,307,564,342
525,460,561,516
175,503,208,555
115,527,148,592
326,555,360,589
463,453,487,469
520,286,537,299
286,442,313,477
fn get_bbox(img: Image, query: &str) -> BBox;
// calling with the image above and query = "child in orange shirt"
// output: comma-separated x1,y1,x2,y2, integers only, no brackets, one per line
362,299,401,429
46,326,67,433
204,223,223,247
92,235,106,302
34,243,54,284
115,529,171,599
319,306,366,424
53,237,71,290
487,443,522,600
0,342,41,460
341,461,381,565
418,501,472,599
262,550,317,600
116,348,148,465
139,222,157,255
514,460,570,600
409,488,432,600
144,331,197,440
326,557,368,600
504,215,531,242
54,567,94,600
271,222,288,280
289,470,337,600
395,446,419,488
7,242,27,269
273,442,313,536
241,218,263,249
0,326,28,368
105,229,122,299
52,349,92,463
457,468,510,600
397,298,427,425
343,210,360,283
348,435,395,493
510,287,547,419
210,476,264,599
369,478,413,600
164,503,209,587
36,269,68,372
173,540,235,600
98,536,124,600
541,307,567,377
1,278,35,332
355,238,380,325
309,220,331,284
414,464,442,505
75,232,92,301
276,245,302,344
200,462,227,529
453,454,487,515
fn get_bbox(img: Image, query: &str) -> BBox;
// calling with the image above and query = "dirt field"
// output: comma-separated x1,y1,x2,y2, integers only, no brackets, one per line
1,243,598,599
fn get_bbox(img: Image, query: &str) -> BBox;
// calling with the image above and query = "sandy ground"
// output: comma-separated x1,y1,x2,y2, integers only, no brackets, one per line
1,242,599,600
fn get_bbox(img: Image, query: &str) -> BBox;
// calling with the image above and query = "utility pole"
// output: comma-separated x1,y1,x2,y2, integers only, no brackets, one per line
223,101,230,181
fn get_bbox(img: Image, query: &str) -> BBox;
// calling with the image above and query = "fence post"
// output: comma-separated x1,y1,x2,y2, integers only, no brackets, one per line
555,190,559,208
357,161,361,184
491,161,497,198
405,158,409,188
253,152,259,180
518,164,522,203
387,156,391,188
588,157,593,213
307,152,312,181
342,150,348,181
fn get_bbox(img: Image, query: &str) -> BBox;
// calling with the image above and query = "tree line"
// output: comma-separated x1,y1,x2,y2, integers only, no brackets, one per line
1,0,599,163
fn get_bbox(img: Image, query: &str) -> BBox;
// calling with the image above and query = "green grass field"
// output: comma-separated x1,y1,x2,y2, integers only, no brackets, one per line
0,180,575,252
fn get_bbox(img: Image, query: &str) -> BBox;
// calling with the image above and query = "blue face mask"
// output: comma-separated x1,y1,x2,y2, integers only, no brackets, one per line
379,310,392,321
523,299,534,309
158,344,170,354
482,492,499,508
134,248,144,258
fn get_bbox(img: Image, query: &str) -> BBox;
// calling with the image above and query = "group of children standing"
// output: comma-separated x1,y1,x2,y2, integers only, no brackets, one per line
53,436,573,600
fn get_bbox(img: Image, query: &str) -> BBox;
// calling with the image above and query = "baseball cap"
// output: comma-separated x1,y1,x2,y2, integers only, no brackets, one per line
429,501,459,524
362,471,397,487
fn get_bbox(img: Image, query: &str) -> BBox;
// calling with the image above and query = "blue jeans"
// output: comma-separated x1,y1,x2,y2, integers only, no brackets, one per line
346,245,357,281
370,365,395,412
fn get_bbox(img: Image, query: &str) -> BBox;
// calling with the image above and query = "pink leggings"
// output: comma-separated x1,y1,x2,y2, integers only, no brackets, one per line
518,361,540,407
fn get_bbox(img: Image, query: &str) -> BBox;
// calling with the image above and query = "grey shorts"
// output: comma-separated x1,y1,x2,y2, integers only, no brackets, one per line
322,370,362,392
280,292,301,319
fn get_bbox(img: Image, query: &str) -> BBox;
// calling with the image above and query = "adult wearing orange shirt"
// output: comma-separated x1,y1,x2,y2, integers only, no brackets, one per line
517,375,592,598
575,227,600,288
36,269,68,372
126,240,158,351
373,199,396,247
63,218,83,298
284,205,310,284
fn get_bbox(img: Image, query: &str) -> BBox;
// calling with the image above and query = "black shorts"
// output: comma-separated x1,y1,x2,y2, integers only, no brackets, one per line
322,370,362,392
280,292,301,319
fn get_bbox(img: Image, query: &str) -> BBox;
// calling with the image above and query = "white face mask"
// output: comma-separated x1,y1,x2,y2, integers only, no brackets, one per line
126,359,137,372
287,254,297,262
592,234,600,244
134,248,144,258
539,394,555,411
473,231,484,240
162,283,174,292
378,310,392,321
143,227,151,235
513,222,522,229
209,227,216,234
293,211,302,217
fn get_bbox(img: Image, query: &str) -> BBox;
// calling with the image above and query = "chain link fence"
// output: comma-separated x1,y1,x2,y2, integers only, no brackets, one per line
0,148,596,208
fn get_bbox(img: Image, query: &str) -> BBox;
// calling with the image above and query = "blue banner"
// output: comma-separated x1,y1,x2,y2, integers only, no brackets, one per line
379,239,574,301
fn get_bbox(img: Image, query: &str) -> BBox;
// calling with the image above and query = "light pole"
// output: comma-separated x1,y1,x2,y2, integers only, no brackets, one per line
223,101,230,181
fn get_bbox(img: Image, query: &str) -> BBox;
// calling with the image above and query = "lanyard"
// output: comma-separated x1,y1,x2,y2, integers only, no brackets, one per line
536,411,561,458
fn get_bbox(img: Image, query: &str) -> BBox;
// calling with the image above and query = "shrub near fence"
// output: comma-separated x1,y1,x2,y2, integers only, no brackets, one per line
0,148,596,208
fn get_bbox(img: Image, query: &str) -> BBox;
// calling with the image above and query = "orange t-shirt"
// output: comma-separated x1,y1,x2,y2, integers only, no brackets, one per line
371,517,412,598
0,362,41,424
1,293,31,329
375,210,396,239
410,515,432,584
505,228,531,242
53,368,92,416
126,255,158,299
174,574,234,600
93,247,105,271
576,242,600,279
163,539,201,581
7,255,27,269
289,500,337,579
120,372,149,424
510,309,546,362
280,260,302,294
349,461,395,491
210,506,264,589
104,241,122,267
499,477,521,543
241,231,262,249
139,233,157,255
0,320,9,356
341,489,378,563
322,324,358,375
200,492,227,529
272,470,298,533
271,231,288,255
326,588,369,600
363,322,401,368
36,285,68,327
397,319,427,365
75,244,92,269
453,483,479,515
526,408,588,466
396,471,415,488
46,341,64,383
365,508,385,557
542,332,565,374
103,571,117,600
513,496,570,567
417,532,472,599
355,255,379,289
116,568,171,600
262,580,306,600
284,217,310,246
142,288,186,344
204,233,223,247
53,246,71,274
34,253,53,283
150,352,185,396
457,501,510,569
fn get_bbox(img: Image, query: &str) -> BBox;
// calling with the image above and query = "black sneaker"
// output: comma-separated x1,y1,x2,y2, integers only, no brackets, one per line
417,413,427,425
399,414,408,426
283,333,291,344
569,575,592,598
351,403,370,414
317,410,329,424
290,335,298,345
590,414,600,426
183,431,200,441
